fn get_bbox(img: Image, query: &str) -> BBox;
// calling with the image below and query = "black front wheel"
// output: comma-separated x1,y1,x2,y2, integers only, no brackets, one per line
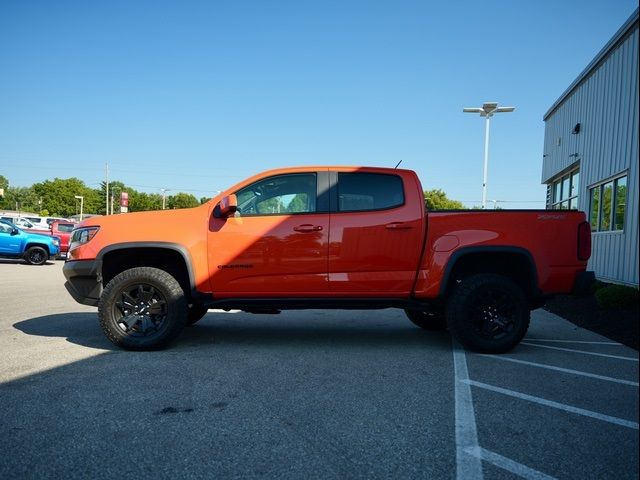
446,274,530,353
24,246,48,265
98,267,188,350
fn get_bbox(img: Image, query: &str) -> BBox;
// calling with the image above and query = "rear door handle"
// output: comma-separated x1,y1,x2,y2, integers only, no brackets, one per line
385,222,412,230
294,224,323,233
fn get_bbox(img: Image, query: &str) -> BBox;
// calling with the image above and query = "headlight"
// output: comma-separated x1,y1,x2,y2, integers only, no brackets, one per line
52,238,60,246
69,227,100,251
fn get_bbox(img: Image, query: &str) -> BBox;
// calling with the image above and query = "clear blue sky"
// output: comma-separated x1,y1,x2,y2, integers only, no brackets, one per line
1,0,637,208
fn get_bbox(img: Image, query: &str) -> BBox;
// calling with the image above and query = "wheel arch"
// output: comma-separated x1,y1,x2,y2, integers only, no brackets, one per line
24,242,50,254
439,246,540,300
98,243,196,300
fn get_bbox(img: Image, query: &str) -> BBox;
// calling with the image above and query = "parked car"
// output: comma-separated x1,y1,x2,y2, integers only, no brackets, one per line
0,219,60,265
32,216,71,230
63,166,593,352
0,215,49,231
22,221,77,258
50,221,77,257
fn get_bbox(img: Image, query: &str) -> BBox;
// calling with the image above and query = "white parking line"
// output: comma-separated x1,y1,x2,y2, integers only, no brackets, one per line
453,342,483,480
478,355,639,386
521,342,639,362
463,379,639,430
463,446,557,480
525,338,622,345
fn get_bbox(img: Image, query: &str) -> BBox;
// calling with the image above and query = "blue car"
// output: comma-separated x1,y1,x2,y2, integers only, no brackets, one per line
0,219,60,265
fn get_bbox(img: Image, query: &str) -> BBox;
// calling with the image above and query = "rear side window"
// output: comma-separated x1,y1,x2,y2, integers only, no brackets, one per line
57,223,75,233
337,173,404,212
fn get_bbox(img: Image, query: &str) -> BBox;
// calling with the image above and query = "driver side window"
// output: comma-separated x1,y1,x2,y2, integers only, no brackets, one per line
235,173,317,216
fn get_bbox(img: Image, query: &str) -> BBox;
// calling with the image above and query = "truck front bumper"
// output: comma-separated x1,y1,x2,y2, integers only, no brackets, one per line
63,259,102,307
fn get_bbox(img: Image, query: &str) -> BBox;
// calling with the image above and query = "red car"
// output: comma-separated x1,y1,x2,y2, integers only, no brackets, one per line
50,221,77,256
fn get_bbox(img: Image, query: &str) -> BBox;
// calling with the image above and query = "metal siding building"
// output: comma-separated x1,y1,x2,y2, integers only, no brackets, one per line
542,9,639,287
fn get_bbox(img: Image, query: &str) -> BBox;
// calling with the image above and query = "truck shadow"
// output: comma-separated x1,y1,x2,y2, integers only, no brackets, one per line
13,311,452,352
180,311,453,352
13,312,115,350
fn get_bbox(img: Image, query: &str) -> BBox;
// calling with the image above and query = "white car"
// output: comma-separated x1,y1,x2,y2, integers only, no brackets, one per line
0,216,49,231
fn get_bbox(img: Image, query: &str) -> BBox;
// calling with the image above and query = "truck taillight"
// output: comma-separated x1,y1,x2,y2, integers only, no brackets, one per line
577,221,591,261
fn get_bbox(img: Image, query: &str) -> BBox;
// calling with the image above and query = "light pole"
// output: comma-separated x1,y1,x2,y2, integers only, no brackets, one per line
161,189,171,210
74,195,84,221
463,102,515,209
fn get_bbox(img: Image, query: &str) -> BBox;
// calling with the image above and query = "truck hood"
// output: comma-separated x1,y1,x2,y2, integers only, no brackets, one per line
77,203,212,251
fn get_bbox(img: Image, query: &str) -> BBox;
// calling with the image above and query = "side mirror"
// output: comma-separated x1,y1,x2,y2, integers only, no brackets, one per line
218,194,238,218
11,228,19,236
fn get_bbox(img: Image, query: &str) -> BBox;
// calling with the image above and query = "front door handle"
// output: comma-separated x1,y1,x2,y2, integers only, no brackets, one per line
385,222,412,230
294,224,323,233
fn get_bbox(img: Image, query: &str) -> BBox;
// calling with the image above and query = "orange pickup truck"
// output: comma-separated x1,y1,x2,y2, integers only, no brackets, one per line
63,166,593,352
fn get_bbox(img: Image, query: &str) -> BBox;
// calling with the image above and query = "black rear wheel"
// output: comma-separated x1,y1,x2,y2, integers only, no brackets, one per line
98,267,187,350
446,273,530,353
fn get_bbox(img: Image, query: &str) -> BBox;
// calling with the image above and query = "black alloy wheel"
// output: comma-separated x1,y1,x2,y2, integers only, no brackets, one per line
25,246,48,265
446,273,530,353
98,267,187,350
114,284,168,337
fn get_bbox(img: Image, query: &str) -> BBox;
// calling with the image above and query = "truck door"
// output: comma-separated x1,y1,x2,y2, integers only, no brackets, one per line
208,171,330,296
0,222,22,255
328,171,425,295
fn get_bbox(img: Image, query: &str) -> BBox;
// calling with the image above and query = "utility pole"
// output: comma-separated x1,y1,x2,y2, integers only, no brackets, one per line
105,163,109,215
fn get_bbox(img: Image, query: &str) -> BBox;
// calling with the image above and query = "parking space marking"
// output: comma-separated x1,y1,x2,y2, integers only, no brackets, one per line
453,342,483,480
524,338,622,345
463,380,639,430
478,355,639,386
520,342,639,362
463,446,557,480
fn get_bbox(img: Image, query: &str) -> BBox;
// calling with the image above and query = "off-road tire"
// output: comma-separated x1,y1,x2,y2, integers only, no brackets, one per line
446,273,530,353
98,267,188,350
404,309,447,331
186,304,209,326
24,246,48,265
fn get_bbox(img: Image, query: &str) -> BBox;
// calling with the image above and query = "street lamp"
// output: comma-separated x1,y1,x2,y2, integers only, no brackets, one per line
463,102,515,209
160,188,171,210
74,195,84,221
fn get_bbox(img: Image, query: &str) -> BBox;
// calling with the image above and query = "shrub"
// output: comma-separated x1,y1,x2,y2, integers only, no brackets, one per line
594,285,639,309
590,280,608,294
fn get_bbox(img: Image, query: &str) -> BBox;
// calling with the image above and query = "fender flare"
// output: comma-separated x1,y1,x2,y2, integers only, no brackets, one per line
97,242,197,294
439,246,539,297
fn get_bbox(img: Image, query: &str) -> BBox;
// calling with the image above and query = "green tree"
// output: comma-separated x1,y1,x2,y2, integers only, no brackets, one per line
32,178,99,217
128,191,162,212
423,189,465,210
0,186,40,213
167,192,199,209
0,175,8,193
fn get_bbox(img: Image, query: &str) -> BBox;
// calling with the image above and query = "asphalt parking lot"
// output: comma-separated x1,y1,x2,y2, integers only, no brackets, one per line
1,260,638,479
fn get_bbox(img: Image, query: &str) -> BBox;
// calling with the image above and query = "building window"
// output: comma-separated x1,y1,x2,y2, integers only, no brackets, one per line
550,169,579,210
589,174,627,232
